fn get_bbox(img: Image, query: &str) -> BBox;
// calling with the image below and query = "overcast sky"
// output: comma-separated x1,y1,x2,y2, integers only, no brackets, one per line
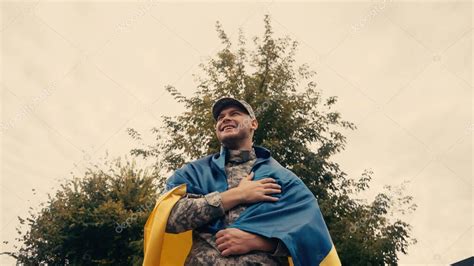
1,0,472,264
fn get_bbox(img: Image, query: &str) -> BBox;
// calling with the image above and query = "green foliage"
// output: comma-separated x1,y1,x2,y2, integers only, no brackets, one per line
131,15,417,264
9,15,417,265
9,158,163,265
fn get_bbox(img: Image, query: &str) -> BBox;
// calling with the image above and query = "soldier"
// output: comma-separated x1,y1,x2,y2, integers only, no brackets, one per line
165,97,290,265
143,97,340,266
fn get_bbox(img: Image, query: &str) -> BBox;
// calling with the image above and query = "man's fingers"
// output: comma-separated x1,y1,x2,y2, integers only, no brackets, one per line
264,188,281,195
221,248,232,256
259,177,277,184
216,229,226,238
263,183,281,190
215,236,224,245
245,171,254,180
262,195,279,202
217,242,230,252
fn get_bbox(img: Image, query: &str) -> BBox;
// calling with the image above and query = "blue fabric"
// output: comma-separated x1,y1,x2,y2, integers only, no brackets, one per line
165,145,334,266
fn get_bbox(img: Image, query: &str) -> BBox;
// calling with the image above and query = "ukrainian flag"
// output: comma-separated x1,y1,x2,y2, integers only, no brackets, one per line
143,183,341,266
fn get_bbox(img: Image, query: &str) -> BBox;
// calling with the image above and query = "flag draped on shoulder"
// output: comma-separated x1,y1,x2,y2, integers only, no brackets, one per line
143,184,192,265
143,146,341,266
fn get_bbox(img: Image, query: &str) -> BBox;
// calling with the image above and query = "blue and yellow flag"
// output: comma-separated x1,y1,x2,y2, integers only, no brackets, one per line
143,146,341,266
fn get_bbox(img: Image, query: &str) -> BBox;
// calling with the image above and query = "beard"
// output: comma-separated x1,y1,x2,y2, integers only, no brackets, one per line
218,128,250,150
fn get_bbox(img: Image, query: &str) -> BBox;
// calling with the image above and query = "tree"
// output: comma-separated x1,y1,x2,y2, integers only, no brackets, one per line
130,15,417,264
7,15,416,265
5,158,163,265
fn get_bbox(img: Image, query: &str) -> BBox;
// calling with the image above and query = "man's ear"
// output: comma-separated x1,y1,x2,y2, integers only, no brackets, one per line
251,119,258,131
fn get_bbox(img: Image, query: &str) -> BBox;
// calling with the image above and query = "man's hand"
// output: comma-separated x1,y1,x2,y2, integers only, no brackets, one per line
220,172,281,211
215,228,277,256
236,172,281,204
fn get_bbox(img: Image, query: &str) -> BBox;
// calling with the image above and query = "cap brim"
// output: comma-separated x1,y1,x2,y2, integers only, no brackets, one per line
212,97,248,121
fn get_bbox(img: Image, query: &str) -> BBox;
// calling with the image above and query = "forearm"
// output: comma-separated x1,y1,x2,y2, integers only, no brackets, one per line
165,192,225,233
220,187,244,211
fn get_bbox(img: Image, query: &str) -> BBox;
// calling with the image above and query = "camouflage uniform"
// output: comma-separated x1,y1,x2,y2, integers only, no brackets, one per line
166,148,290,265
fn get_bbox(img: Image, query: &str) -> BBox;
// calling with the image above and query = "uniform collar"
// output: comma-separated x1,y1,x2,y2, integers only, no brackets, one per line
227,148,256,164
213,145,271,175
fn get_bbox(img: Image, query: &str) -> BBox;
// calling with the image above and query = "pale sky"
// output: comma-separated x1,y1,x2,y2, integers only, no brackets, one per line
1,1,472,265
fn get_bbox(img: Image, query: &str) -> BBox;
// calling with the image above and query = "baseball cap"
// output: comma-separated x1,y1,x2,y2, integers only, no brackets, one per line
212,97,256,121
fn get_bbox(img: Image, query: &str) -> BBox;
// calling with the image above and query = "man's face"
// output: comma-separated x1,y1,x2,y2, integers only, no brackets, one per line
215,105,257,146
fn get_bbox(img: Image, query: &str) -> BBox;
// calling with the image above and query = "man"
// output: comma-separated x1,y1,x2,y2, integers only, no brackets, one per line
143,97,340,266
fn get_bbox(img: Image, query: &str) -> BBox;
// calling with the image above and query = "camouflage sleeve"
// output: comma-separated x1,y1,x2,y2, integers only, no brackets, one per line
165,191,225,234
271,240,290,257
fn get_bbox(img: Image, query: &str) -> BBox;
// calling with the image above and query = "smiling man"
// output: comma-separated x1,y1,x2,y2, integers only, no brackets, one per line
165,98,289,265
143,97,340,266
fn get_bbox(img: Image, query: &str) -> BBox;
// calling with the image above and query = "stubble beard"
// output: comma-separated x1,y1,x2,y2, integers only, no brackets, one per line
219,129,250,150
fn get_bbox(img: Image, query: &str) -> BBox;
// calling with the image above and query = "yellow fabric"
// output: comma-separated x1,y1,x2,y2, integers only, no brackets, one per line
143,184,191,265
320,245,341,266
142,184,338,266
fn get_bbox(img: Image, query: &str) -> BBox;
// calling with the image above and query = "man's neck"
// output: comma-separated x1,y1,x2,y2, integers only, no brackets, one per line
227,146,252,151
222,140,253,151
227,147,256,164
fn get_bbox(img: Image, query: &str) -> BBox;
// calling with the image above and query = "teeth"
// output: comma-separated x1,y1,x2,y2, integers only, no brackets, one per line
223,125,235,131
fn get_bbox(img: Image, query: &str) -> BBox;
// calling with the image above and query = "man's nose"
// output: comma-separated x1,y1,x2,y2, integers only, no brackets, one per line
221,116,232,122
217,116,232,129
219,113,233,122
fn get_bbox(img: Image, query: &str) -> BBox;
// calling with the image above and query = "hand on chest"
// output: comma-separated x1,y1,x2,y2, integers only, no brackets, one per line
225,159,256,188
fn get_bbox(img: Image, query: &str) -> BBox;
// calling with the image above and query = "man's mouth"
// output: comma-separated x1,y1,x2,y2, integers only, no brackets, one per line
221,125,237,131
